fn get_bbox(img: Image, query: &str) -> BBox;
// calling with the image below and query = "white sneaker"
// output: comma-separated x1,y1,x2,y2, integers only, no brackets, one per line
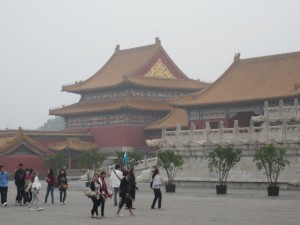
28,207,34,211
60,202,63,205
3,202,7,207
37,207,44,211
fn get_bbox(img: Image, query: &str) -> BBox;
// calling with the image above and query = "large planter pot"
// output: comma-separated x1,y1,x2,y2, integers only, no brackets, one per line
216,185,227,194
165,183,176,192
267,186,279,196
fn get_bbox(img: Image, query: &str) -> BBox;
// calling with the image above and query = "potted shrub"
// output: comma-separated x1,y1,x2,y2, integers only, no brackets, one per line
157,149,184,192
77,150,106,187
206,145,242,194
253,144,289,196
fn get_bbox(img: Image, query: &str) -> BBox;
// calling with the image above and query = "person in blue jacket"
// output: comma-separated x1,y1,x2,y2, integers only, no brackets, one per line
0,165,9,207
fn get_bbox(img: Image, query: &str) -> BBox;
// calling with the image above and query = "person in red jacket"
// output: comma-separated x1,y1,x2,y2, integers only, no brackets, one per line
44,169,56,205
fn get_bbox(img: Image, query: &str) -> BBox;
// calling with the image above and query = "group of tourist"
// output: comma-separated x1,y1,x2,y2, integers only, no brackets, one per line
0,162,163,219
0,163,69,211
85,164,163,218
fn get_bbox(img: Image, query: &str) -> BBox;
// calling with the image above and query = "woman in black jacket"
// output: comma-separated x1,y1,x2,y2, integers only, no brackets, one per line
57,168,68,204
116,171,135,216
89,174,102,219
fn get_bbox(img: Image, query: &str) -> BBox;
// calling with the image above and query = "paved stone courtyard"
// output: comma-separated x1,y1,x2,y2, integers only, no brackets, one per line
1,180,300,225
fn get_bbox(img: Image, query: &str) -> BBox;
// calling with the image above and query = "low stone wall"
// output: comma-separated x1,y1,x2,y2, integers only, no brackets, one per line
158,140,300,190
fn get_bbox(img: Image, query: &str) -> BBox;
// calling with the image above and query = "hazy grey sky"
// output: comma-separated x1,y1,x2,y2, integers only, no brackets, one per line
1,0,300,130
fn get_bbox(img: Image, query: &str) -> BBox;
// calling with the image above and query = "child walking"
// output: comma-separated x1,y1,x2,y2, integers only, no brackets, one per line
26,170,44,211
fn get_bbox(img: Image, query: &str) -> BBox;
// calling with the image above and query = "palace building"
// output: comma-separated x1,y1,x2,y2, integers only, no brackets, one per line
49,38,209,150
171,51,300,129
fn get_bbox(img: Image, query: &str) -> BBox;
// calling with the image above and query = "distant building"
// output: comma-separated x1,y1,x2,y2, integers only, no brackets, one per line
50,38,209,151
171,51,300,129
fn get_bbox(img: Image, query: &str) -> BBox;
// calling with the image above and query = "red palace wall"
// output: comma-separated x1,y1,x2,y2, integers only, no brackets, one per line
0,155,47,178
87,125,147,147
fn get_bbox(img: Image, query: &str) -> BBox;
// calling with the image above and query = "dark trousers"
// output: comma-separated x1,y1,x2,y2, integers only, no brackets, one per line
59,189,67,203
151,188,162,209
16,188,24,203
0,187,8,204
101,199,105,216
91,197,101,216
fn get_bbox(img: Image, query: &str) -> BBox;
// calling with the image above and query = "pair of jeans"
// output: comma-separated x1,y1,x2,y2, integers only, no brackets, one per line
0,186,8,204
44,185,54,204
59,189,67,203
91,197,101,216
113,187,119,205
151,188,162,209
16,189,24,203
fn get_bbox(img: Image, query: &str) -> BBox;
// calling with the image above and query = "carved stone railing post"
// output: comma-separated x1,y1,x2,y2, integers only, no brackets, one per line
282,119,287,140
264,101,269,119
219,121,224,140
249,119,254,143
175,124,181,142
279,99,284,117
144,155,147,167
264,119,270,141
162,125,166,141
233,120,238,139
190,122,196,142
205,121,210,141
295,98,299,117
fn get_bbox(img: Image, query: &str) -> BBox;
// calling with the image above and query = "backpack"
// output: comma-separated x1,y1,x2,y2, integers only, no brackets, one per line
150,179,153,189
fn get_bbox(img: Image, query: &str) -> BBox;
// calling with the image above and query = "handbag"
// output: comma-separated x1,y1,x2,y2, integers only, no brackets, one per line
60,183,68,190
85,188,97,197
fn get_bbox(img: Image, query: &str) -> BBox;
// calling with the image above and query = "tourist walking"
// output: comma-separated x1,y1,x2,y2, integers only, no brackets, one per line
0,165,8,207
110,164,123,206
14,163,26,205
57,168,68,204
99,171,110,217
151,168,162,209
44,169,55,205
26,170,43,211
127,168,138,209
116,171,135,216
90,174,102,219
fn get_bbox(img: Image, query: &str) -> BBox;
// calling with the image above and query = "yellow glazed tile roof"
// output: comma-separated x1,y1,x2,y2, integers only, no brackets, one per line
0,129,48,154
48,138,98,152
50,98,172,116
62,38,208,93
145,108,188,131
172,51,300,107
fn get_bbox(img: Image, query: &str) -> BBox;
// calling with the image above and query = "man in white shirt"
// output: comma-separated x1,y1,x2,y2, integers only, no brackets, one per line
110,165,123,206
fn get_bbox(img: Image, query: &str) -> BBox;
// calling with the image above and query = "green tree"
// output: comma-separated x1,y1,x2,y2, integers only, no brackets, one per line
206,145,242,186
253,144,289,187
77,150,106,182
38,116,65,131
157,150,184,184
44,152,68,175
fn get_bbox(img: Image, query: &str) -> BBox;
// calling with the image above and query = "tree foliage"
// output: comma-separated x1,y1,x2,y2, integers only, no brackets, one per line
206,145,242,186
77,150,106,182
38,117,65,131
44,152,68,175
157,150,184,184
114,150,142,170
253,144,289,187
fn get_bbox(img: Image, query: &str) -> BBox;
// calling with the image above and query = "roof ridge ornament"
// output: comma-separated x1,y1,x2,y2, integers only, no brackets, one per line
115,44,120,53
155,37,161,45
234,52,241,62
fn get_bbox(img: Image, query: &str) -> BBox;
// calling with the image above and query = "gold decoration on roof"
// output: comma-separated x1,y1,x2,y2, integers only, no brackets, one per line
145,59,176,79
